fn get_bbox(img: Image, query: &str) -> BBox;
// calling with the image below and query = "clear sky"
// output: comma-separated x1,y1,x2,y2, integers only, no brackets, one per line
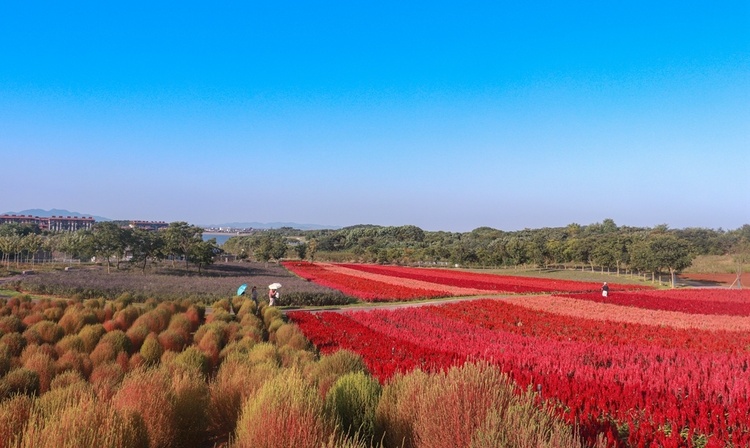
1,2,748,232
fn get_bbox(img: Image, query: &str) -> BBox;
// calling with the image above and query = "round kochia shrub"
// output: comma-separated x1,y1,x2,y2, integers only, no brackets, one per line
111,367,177,448
234,369,333,448
325,371,382,443
375,361,588,448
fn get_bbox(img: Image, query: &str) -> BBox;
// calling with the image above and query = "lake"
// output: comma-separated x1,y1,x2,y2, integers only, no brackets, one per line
202,233,233,246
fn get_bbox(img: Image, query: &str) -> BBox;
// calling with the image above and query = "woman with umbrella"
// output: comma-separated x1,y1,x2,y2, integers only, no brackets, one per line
268,283,281,306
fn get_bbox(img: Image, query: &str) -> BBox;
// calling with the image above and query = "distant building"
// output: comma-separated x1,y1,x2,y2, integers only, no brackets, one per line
129,220,169,231
0,214,95,231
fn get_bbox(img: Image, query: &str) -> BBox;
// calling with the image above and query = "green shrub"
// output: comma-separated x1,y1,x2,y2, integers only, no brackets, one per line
78,324,106,353
275,324,312,351
55,334,86,356
308,349,368,397
139,332,163,366
246,342,280,367
173,346,210,377
277,291,357,307
171,369,210,448
100,329,131,354
325,371,382,442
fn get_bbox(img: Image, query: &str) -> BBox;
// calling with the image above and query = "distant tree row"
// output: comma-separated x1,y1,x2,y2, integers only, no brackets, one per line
223,220,750,287
0,222,220,274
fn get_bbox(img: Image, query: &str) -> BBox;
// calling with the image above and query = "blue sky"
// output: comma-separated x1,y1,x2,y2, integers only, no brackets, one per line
1,1,748,232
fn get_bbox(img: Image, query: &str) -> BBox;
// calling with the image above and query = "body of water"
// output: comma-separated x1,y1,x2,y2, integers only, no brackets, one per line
203,233,233,246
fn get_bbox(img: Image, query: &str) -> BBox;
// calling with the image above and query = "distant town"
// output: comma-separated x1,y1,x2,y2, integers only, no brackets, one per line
0,213,259,234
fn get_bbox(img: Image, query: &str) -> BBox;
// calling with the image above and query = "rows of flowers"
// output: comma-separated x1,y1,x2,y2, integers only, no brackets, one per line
281,261,452,301
338,263,646,293
558,288,750,316
289,297,750,447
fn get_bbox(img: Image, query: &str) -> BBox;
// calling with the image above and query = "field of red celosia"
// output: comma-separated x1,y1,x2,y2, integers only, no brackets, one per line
288,267,750,447
282,261,645,301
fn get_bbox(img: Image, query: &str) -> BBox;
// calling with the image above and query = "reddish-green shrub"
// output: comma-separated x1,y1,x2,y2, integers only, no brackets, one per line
158,329,187,352
168,313,193,336
100,329,131,354
275,324,312,351
30,320,65,345
234,369,333,448
59,307,99,335
0,346,10,376
90,341,118,367
184,305,204,331
125,324,150,352
128,353,146,370
22,391,149,448
374,369,431,448
50,369,87,390
0,394,33,446
21,312,44,327
113,305,141,331
20,343,57,366
90,361,125,401
0,315,23,334
23,351,56,394
42,306,64,322
1,367,40,397
55,350,93,379
0,331,26,357
112,367,177,448
55,334,86,356
197,330,222,371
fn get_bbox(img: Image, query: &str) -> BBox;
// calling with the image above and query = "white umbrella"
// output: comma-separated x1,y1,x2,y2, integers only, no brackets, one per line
268,282,282,289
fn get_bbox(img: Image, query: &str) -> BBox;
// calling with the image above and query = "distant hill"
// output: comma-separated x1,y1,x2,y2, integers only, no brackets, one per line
3,209,111,222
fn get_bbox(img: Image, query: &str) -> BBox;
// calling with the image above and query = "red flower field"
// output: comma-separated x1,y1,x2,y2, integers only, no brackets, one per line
287,265,750,447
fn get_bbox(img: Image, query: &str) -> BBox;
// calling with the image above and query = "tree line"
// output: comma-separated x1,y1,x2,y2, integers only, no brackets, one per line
223,220,750,287
0,221,220,274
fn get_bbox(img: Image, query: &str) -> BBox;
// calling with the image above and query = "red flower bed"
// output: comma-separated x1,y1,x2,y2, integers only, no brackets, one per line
289,299,750,447
339,263,646,294
558,288,750,316
282,261,451,301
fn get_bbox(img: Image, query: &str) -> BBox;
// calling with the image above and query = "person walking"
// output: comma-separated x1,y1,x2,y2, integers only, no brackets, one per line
251,286,258,308
601,282,609,298
269,288,279,306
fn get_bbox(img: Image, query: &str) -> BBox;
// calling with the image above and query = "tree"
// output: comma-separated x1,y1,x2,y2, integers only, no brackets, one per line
307,239,318,262
730,237,750,289
188,239,219,274
129,227,165,274
649,234,693,288
22,234,43,265
164,222,204,269
294,242,307,260
89,222,127,273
